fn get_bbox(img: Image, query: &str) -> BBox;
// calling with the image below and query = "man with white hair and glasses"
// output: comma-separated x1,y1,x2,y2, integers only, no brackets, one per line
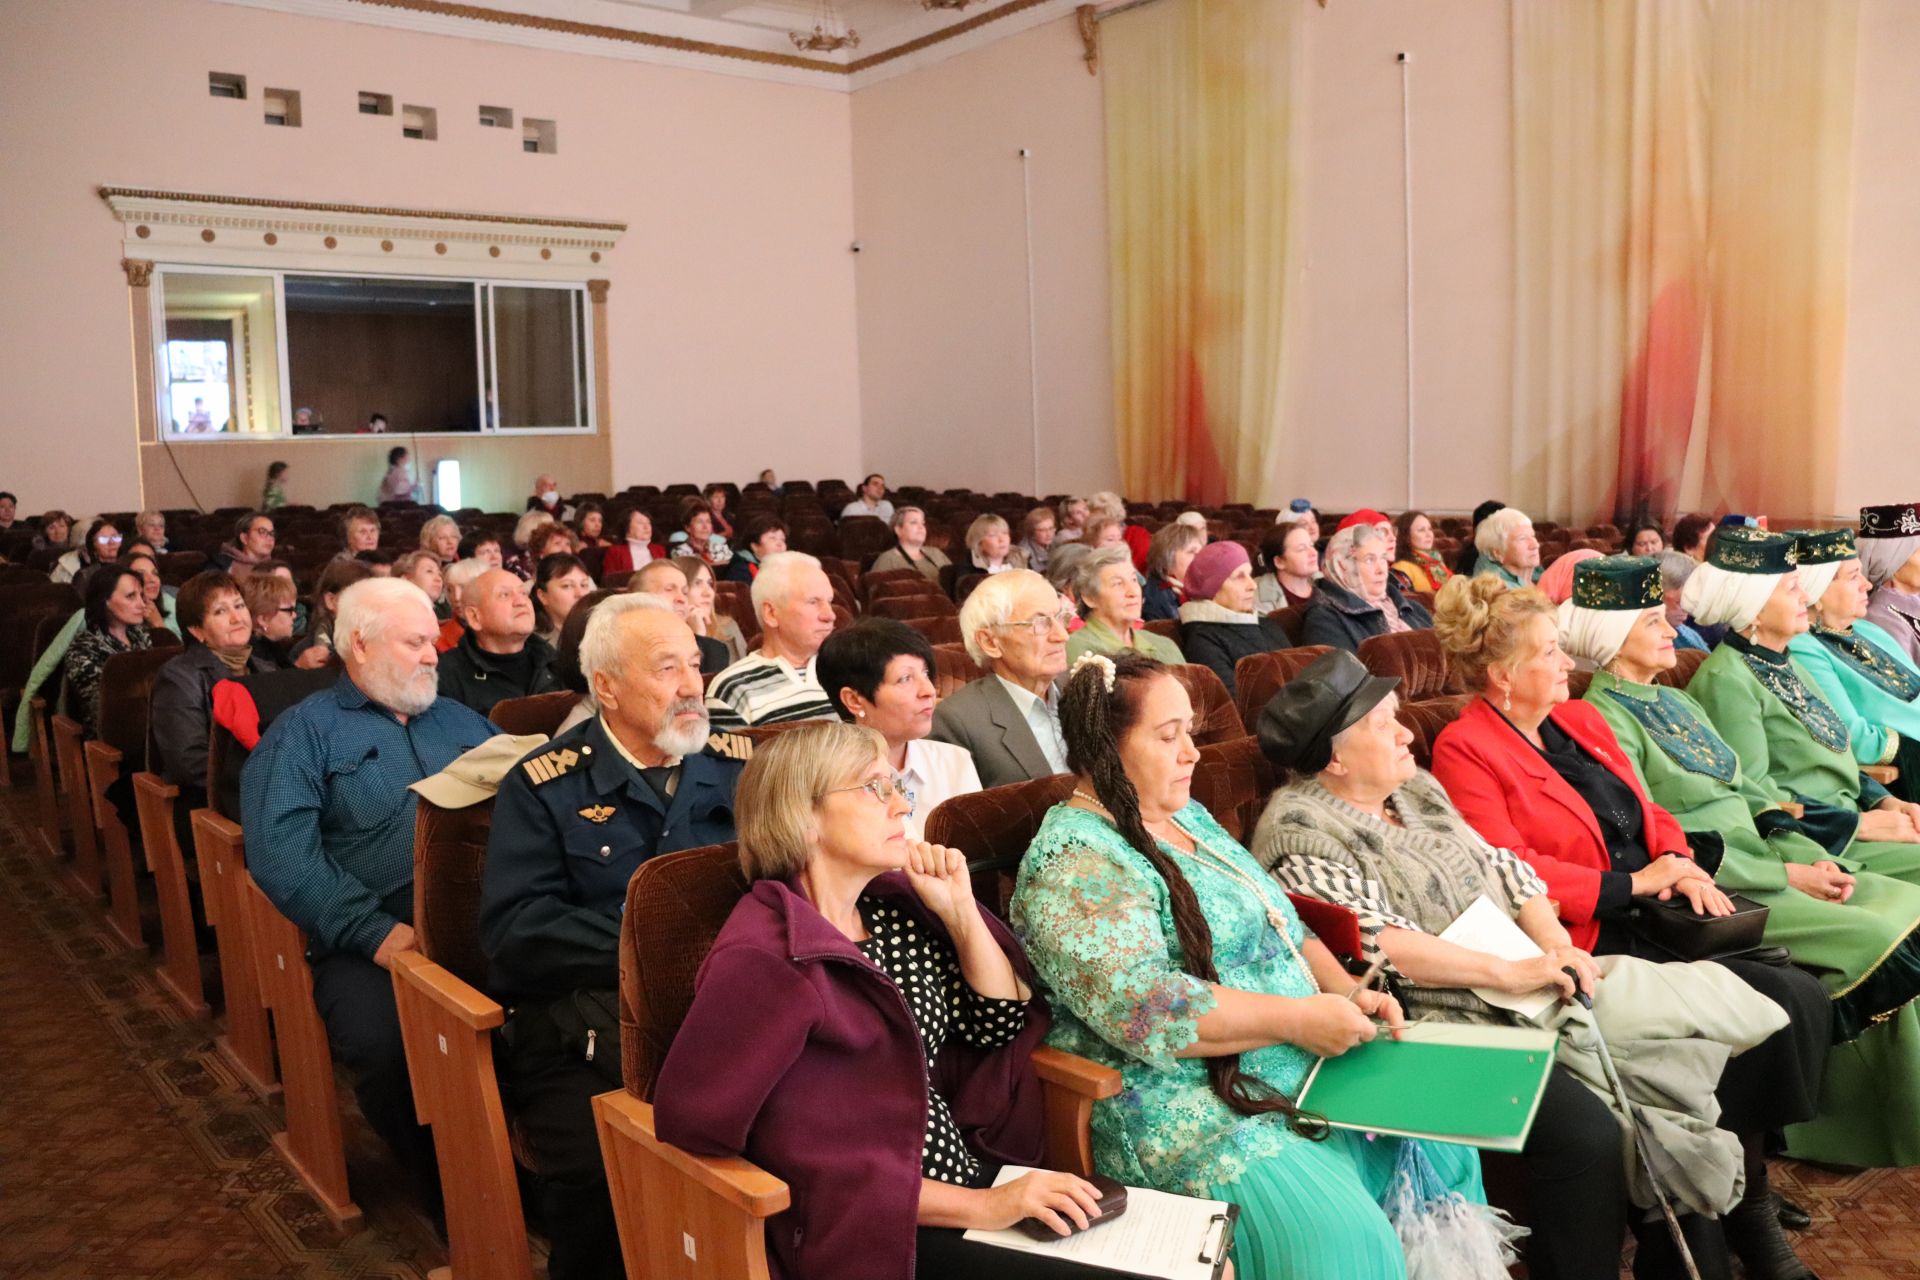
241,577,494,1201
480,593,750,1280
929,568,1074,788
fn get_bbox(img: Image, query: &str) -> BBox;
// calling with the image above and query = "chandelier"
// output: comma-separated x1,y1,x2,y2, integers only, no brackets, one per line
920,0,976,9
790,0,860,51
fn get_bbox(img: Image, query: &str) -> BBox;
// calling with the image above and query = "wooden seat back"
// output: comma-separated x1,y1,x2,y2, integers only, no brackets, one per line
392,951,534,1280
51,712,100,898
134,770,208,1017
241,869,362,1228
189,809,277,1095
83,645,180,950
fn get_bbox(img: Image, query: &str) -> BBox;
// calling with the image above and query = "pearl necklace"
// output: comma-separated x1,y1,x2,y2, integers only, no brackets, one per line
1070,791,1311,974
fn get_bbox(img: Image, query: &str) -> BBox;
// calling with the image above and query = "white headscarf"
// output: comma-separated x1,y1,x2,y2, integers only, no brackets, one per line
1557,600,1641,669
1681,562,1786,632
1797,560,1844,606
1860,536,1920,589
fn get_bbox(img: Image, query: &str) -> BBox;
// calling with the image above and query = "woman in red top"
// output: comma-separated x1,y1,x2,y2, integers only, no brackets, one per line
598,504,666,581
1429,575,1829,1280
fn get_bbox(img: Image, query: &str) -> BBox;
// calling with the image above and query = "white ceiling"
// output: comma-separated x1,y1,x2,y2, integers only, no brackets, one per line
607,0,955,47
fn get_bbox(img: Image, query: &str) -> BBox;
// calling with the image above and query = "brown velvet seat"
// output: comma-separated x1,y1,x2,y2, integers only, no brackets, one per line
1141,617,1181,645
922,775,1078,915
1356,629,1463,700
904,614,963,646
869,592,957,620
1396,694,1474,771
1190,735,1279,843
931,642,988,699
1233,644,1334,734
1169,662,1241,748
596,842,1121,1280
865,576,944,606
836,515,894,562
0,581,77,788
488,689,580,739
1663,647,1709,690
412,796,497,990
1269,603,1311,645
1566,669,1594,700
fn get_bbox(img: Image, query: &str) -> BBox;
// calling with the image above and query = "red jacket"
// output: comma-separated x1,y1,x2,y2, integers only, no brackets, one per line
654,872,1049,1280
1429,696,1691,949
599,541,667,581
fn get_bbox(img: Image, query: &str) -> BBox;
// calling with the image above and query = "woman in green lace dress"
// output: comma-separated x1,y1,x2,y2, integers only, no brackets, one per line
1010,652,1492,1280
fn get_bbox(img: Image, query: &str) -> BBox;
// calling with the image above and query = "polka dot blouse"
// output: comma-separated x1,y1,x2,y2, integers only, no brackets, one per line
856,895,1028,1186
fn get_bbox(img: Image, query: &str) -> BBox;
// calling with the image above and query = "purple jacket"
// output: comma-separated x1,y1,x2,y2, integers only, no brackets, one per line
653,871,1051,1280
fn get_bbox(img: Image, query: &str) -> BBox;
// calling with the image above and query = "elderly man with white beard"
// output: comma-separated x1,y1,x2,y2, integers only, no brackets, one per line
478,593,751,1280
241,576,495,1201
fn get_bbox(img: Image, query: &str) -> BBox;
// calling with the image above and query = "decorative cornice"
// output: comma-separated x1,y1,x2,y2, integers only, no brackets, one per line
121,259,156,288
98,187,625,235
846,0,1054,72
345,0,848,73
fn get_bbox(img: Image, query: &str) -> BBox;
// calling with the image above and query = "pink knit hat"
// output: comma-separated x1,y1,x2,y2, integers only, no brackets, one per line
1184,540,1251,602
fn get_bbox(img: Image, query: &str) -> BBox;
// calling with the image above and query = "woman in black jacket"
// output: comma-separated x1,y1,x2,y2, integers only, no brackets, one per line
1175,541,1291,697
1301,523,1434,653
149,572,286,796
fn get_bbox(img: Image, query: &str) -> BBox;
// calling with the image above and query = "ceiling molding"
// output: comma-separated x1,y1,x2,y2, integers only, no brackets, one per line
213,0,1084,90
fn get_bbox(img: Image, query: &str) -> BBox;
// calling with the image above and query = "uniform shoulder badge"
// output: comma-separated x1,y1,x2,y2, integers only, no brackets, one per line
706,731,754,762
578,804,616,824
521,746,584,786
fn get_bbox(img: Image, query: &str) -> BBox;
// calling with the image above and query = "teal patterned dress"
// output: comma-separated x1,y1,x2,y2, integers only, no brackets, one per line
1011,802,1484,1280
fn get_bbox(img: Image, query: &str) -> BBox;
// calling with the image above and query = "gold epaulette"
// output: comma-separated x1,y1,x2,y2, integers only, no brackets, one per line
706,731,754,762
521,746,585,786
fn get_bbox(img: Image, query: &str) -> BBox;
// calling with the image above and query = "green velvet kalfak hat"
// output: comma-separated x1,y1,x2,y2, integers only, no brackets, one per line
1792,528,1857,566
1707,526,1798,575
1571,556,1663,612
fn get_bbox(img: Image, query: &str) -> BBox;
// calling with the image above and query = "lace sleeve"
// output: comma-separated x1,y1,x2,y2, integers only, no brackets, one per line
1015,836,1217,1069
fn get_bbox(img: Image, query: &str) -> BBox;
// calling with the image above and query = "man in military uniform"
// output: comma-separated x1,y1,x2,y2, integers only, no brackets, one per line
480,594,747,1280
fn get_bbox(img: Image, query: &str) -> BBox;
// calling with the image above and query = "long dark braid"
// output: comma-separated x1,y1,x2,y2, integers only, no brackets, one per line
1061,653,1328,1138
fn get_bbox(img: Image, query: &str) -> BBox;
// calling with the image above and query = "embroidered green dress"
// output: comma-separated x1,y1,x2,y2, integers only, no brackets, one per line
1686,636,1920,886
1790,619,1920,798
1011,802,1484,1280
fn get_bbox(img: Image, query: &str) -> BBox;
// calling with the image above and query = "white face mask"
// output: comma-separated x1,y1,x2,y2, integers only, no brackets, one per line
540,490,559,507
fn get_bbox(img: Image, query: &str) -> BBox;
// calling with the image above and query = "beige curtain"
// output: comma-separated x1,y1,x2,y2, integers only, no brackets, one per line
1512,0,1858,524
1103,0,1302,506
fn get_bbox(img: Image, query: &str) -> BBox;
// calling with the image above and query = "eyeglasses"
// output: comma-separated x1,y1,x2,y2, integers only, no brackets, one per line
829,776,910,806
993,607,1076,637
275,605,298,615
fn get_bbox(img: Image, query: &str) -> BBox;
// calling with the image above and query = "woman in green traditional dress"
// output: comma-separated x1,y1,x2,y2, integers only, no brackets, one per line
1011,652,1502,1280
1683,528,1920,881
1788,528,1920,802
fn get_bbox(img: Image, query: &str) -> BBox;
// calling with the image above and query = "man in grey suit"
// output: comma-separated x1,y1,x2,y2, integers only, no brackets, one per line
929,569,1074,788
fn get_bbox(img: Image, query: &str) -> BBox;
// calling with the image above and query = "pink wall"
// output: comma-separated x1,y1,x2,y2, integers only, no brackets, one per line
1839,0,1920,521
849,4,1514,511
0,0,862,515
851,18,1118,498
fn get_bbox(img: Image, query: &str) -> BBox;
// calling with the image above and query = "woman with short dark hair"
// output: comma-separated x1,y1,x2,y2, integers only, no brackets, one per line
532,552,595,648
598,505,665,580
817,619,980,840
668,496,733,566
151,571,287,791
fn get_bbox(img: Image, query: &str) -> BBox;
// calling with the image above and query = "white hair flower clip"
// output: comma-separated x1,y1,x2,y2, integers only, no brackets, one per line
1070,652,1118,692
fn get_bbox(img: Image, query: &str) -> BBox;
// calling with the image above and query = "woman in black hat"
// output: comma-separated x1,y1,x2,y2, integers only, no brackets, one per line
1251,649,1726,1280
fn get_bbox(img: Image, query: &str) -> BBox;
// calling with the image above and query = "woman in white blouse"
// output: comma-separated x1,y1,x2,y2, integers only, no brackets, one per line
817,618,982,841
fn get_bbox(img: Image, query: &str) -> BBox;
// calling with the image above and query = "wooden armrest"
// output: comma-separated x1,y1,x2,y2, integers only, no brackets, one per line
134,771,180,801
85,741,122,769
1032,1046,1122,1100
1864,764,1900,786
592,1091,791,1217
391,951,504,1031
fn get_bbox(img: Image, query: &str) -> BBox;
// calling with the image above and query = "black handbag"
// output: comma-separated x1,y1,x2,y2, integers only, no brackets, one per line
1630,892,1783,964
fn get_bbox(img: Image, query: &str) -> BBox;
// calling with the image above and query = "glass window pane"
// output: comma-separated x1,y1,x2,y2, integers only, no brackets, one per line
493,285,583,428
159,271,279,434
284,275,480,434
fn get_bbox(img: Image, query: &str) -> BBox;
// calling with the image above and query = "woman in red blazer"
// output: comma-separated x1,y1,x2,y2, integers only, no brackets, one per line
1430,574,1828,1280
597,504,666,582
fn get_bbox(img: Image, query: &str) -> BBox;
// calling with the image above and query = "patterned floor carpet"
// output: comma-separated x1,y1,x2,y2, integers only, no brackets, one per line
0,781,1915,1278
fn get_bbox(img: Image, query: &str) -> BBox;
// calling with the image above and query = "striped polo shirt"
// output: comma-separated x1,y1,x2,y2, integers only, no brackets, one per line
705,651,837,730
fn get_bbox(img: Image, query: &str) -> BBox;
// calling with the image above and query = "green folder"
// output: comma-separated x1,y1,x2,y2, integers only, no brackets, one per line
1295,1023,1558,1152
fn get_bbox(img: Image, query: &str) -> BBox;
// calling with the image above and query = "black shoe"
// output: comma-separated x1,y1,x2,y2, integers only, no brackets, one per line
1776,1191,1813,1232
1725,1194,1819,1280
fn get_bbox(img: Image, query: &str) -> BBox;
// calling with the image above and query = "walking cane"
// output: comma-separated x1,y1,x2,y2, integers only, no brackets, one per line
1565,969,1702,1280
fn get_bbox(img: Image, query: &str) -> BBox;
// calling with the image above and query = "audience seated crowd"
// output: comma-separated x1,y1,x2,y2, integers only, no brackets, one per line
18,474,1920,1280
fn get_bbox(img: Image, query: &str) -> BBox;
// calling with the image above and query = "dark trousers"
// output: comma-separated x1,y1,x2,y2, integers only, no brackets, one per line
499,1004,623,1280
1520,1065,1732,1280
309,945,439,1211
1702,957,1829,1134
